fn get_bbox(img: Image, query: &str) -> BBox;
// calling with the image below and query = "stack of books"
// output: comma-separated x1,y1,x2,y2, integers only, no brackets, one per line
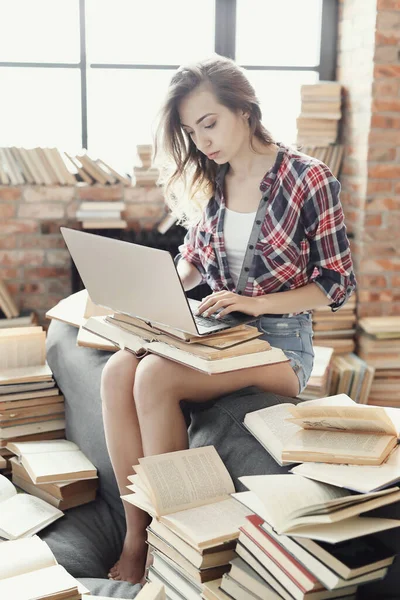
134,144,160,187
123,446,252,599
0,536,90,598
66,151,132,186
76,201,127,230
0,145,132,186
0,278,37,329
312,294,357,355
7,439,97,511
0,326,65,461
296,82,342,146
357,316,400,407
0,278,19,320
298,144,344,178
298,346,334,401
136,581,166,599
328,353,375,404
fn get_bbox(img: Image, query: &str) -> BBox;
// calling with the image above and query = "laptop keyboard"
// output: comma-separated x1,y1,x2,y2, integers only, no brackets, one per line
193,312,237,329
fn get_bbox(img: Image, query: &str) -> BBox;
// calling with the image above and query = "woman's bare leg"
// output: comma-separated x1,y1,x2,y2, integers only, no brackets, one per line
101,350,152,584
102,350,299,583
133,354,299,456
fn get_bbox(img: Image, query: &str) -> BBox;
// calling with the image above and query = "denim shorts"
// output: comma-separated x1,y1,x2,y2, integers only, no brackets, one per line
256,313,315,395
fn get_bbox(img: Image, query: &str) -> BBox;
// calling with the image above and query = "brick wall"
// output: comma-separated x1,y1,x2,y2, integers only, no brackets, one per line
0,184,166,322
338,0,400,317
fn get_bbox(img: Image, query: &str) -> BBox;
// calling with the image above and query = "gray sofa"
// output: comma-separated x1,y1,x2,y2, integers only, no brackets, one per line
41,319,400,599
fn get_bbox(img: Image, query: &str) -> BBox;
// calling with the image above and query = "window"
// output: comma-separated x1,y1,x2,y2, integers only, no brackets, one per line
0,0,336,171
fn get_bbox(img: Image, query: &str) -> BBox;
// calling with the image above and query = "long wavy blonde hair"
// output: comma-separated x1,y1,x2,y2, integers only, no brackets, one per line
154,54,275,226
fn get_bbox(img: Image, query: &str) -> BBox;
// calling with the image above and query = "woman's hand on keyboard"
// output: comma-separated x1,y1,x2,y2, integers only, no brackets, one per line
196,291,264,319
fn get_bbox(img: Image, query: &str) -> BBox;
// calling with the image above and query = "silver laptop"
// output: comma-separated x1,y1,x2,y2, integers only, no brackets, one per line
60,227,253,336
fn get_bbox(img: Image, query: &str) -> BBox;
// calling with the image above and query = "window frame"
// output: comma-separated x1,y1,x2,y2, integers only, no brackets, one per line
0,0,338,150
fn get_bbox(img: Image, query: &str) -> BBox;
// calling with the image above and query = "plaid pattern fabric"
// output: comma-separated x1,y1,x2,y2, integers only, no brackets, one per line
178,143,356,315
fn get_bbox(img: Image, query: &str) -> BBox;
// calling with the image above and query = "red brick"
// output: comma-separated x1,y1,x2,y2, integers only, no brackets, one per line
18,203,65,220
368,147,397,161
388,304,400,315
0,220,39,235
374,46,399,63
372,100,400,115
368,164,400,178
365,243,398,257
46,250,71,267
0,268,22,279
0,187,21,201
22,186,75,203
369,129,400,145
358,275,388,288
0,204,16,219
0,236,17,250
18,235,66,249
375,32,400,46
365,213,383,226
366,197,400,210
367,180,393,194
8,282,47,295
395,182,400,194
77,185,123,201
377,0,400,8
374,65,400,78
392,275,400,286
18,295,65,312
47,279,71,295
357,303,388,317
363,228,398,241
24,267,70,278
360,258,400,272
125,203,165,221
0,250,44,267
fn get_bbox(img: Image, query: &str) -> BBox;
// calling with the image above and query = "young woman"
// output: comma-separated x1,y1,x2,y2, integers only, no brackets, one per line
103,55,356,583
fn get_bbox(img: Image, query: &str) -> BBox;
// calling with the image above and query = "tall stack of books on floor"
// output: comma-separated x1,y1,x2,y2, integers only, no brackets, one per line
357,316,400,407
296,82,342,147
0,145,132,186
0,536,90,598
0,325,65,473
134,144,160,187
122,446,252,600
76,200,127,230
299,144,344,179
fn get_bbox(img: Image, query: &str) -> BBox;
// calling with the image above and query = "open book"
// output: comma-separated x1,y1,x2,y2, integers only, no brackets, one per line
233,474,400,540
122,446,251,550
83,316,288,374
6,439,97,484
0,474,63,539
0,536,89,599
244,394,400,466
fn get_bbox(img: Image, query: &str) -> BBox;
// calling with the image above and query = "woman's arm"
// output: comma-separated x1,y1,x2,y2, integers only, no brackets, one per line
196,283,330,318
177,258,203,291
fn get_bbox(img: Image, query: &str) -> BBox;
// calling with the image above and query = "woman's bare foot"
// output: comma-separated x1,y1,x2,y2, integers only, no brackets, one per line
108,533,147,584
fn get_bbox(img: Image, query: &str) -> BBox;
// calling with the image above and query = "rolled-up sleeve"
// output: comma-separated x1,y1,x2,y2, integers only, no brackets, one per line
302,164,357,312
175,225,207,284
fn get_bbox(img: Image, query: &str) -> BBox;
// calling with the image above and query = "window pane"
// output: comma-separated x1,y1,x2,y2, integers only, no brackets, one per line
245,70,319,144
236,0,322,67
0,0,80,63
86,0,215,64
0,68,82,149
87,68,173,172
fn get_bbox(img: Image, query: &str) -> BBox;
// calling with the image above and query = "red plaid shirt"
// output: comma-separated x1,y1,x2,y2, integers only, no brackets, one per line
178,143,356,316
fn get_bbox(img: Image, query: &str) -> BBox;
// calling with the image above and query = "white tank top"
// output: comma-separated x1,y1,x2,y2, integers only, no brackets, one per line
224,207,257,286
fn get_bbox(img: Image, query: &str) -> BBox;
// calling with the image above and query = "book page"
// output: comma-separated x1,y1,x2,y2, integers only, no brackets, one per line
0,494,63,538
287,404,397,435
290,515,400,543
22,450,96,482
285,429,394,458
0,536,57,580
134,581,166,600
291,446,400,493
0,564,82,600
0,473,16,503
0,362,52,385
238,474,347,532
243,403,298,465
7,440,79,456
0,331,46,369
138,446,234,516
162,497,251,547
84,316,148,354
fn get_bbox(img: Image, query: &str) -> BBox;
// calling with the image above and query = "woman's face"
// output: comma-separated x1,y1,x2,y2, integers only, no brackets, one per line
178,85,249,164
